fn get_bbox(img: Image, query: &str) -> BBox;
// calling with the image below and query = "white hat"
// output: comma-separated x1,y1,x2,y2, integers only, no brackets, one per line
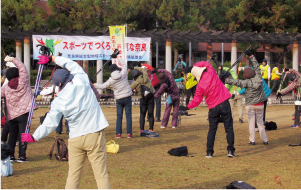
191,66,206,82
6,62,16,68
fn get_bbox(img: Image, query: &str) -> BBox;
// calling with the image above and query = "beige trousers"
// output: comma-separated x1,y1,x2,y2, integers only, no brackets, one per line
229,94,244,120
245,105,268,142
65,130,110,189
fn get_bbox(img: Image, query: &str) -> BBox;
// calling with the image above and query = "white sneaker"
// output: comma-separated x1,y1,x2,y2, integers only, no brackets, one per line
160,126,166,129
255,128,259,132
172,126,177,128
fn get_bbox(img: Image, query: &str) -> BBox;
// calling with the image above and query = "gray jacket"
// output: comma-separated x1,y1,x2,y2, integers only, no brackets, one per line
226,56,267,105
95,58,133,100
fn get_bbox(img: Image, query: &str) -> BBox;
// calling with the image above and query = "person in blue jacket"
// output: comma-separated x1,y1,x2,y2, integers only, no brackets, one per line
21,54,110,189
238,66,271,131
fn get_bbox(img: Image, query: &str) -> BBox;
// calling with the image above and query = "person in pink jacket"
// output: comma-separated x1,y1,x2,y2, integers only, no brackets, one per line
1,55,38,162
179,61,235,158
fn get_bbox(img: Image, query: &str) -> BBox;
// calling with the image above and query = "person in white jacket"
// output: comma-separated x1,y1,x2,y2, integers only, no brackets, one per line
94,54,133,138
21,55,110,189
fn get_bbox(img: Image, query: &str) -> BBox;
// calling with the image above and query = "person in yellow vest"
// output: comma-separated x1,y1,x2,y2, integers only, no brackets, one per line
260,59,271,84
175,66,198,106
271,63,282,92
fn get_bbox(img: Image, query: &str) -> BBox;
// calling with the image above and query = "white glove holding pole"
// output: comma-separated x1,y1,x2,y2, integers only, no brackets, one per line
4,55,14,62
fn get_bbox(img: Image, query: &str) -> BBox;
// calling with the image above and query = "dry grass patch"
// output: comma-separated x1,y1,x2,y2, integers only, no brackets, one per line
1,105,301,189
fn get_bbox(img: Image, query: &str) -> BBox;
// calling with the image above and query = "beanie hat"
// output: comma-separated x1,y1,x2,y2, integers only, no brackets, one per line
6,68,19,81
158,73,168,83
109,64,121,73
243,67,255,79
131,69,141,80
52,69,73,87
184,66,193,74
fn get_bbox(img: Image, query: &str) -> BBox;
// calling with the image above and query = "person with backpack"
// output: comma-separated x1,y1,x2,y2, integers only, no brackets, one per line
179,61,235,158
225,50,269,146
1,55,38,163
130,66,155,133
153,69,180,129
94,57,133,138
21,54,110,189
277,68,301,128
141,64,162,122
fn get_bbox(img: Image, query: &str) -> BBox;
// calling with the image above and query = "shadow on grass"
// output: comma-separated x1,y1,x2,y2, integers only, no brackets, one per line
236,132,301,157
13,165,59,176
178,169,259,189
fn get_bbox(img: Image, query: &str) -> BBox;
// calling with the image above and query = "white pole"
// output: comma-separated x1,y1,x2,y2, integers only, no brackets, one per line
166,39,172,72
231,41,237,75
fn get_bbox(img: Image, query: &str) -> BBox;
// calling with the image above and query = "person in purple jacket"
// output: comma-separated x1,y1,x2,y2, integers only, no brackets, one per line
153,69,180,128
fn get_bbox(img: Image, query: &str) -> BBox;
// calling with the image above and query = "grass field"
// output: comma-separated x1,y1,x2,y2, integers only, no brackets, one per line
1,105,301,189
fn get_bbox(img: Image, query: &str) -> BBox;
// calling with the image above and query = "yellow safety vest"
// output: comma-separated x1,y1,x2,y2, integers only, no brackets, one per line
185,73,198,89
260,65,269,79
271,67,280,80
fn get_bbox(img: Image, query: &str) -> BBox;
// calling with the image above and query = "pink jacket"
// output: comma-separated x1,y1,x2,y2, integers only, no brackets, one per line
1,58,38,121
187,61,231,109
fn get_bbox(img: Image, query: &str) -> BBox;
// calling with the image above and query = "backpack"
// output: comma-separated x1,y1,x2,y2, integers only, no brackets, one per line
226,181,256,189
168,146,188,157
141,85,153,101
49,138,68,161
264,121,277,130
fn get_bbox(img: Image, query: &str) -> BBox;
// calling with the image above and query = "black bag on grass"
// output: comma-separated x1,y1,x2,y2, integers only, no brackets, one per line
264,121,277,130
168,146,188,156
226,181,256,189
49,138,68,161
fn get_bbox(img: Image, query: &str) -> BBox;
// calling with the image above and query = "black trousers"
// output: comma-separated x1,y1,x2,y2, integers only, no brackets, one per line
186,85,197,106
294,105,301,126
140,95,154,131
207,100,235,154
8,112,29,158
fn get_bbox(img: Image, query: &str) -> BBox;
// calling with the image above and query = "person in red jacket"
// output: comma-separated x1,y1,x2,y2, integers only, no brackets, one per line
179,61,235,158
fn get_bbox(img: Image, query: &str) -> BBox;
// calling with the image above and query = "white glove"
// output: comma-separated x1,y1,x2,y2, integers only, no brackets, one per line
4,55,14,62
233,91,240,96
238,67,244,72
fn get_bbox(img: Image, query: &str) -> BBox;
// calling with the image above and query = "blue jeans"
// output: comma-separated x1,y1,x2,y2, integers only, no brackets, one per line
56,116,69,133
116,96,132,134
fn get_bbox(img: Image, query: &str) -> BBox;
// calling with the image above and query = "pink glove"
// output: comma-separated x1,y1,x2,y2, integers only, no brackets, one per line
37,55,51,65
21,133,36,143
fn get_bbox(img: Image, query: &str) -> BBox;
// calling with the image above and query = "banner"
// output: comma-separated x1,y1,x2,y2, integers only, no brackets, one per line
109,25,126,67
32,35,150,61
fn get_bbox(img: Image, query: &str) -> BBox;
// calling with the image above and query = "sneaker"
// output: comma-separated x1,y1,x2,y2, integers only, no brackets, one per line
206,153,213,158
239,119,243,123
227,151,235,158
249,141,255,145
291,125,299,128
139,130,144,133
263,141,269,145
172,126,177,129
149,129,154,132
127,134,132,138
255,128,259,132
160,126,166,129
10,157,17,162
115,134,121,138
16,157,28,163
155,117,161,122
